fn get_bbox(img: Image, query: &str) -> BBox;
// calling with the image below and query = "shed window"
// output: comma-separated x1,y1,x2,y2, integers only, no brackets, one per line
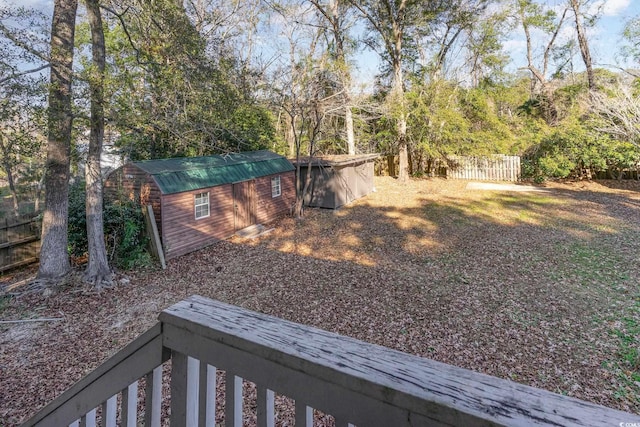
271,176,281,197
194,192,210,219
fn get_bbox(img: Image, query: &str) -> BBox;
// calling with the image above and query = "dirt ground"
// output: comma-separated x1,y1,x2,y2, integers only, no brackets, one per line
1,177,639,425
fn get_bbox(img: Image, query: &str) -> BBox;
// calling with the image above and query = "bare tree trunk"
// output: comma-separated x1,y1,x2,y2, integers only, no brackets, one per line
38,0,77,281
519,3,567,125
570,0,595,91
331,0,355,155
394,56,409,182
351,0,410,179
84,0,111,286
286,113,296,158
345,96,355,155
312,0,356,155
34,172,44,213
7,170,19,217
0,136,20,217
392,2,409,183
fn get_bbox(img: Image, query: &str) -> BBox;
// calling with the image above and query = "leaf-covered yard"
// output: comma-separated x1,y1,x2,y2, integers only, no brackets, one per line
1,176,639,425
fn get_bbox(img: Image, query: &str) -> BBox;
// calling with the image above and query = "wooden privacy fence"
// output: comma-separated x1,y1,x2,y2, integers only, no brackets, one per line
375,155,521,181
0,216,40,273
23,295,640,427
447,155,521,181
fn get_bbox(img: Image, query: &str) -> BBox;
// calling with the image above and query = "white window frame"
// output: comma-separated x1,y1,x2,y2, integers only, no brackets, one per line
194,192,210,219
271,176,281,198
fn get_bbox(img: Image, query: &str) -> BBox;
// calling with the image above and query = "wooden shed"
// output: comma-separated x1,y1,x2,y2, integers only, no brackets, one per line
105,150,295,260
293,154,379,209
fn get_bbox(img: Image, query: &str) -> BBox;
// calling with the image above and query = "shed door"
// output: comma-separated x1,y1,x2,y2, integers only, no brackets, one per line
233,180,256,230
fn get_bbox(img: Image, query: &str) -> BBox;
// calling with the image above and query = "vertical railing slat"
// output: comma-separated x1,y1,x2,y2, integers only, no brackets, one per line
187,356,200,426
306,405,314,426
295,401,312,427
108,395,117,427
145,366,162,427
122,381,138,427
200,363,216,427
69,420,79,427
257,387,274,427
225,373,242,427
101,395,117,427
85,408,97,427
170,351,188,427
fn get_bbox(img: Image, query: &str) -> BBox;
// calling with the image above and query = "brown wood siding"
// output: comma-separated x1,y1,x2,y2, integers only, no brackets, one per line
104,164,163,235
255,172,295,224
161,185,235,260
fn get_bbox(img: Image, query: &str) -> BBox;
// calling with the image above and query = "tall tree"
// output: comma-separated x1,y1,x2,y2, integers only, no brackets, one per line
310,0,356,154
102,0,273,159
0,91,44,218
351,0,421,182
37,0,78,280
84,0,111,285
0,7,49,217
568,0,596,91
424,0,489,82
516,0,569,124
465,7,510,87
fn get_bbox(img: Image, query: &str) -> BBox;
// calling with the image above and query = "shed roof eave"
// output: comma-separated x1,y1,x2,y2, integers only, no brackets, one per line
291,153,380,167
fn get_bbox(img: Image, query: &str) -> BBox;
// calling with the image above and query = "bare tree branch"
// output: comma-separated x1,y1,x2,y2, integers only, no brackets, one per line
0,64,50,84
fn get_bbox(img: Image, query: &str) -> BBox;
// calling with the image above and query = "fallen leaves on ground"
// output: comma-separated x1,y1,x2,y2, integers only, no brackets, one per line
1,177,639,425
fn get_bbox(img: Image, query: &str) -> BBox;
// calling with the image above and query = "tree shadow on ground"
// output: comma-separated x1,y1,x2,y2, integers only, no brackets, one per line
2,178,639,424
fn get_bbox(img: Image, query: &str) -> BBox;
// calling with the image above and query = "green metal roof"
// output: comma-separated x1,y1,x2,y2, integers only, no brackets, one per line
133,150,294,195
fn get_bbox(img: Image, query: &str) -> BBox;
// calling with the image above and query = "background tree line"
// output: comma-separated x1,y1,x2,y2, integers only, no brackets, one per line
1,0,640,284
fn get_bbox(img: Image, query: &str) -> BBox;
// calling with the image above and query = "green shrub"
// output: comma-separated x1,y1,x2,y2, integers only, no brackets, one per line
68,180,152,269
538,154,575,178
522,113,640,180
68,180,88,257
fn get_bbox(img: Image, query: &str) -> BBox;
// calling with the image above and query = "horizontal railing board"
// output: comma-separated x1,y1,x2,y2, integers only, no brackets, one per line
160,296,640,427
22,323,167,427
162,323,410,426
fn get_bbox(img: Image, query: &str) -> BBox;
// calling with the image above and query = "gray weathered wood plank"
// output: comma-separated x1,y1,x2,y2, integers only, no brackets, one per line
121,381,138,427
101,395,116,427
23,324,165,427
256,386,275,427
160,296,640,427
144,366,163,427
163,322,438,426
170,351,188,427
224,373,243,427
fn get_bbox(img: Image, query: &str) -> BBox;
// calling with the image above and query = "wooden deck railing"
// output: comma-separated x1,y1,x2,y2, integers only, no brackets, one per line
22,295,640,427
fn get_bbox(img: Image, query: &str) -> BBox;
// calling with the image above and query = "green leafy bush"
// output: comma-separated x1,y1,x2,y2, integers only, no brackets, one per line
522,114,640,180
68,180,152,269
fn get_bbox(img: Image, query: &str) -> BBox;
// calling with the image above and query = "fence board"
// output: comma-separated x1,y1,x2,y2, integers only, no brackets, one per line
447,155,520,182
0,217,40,272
